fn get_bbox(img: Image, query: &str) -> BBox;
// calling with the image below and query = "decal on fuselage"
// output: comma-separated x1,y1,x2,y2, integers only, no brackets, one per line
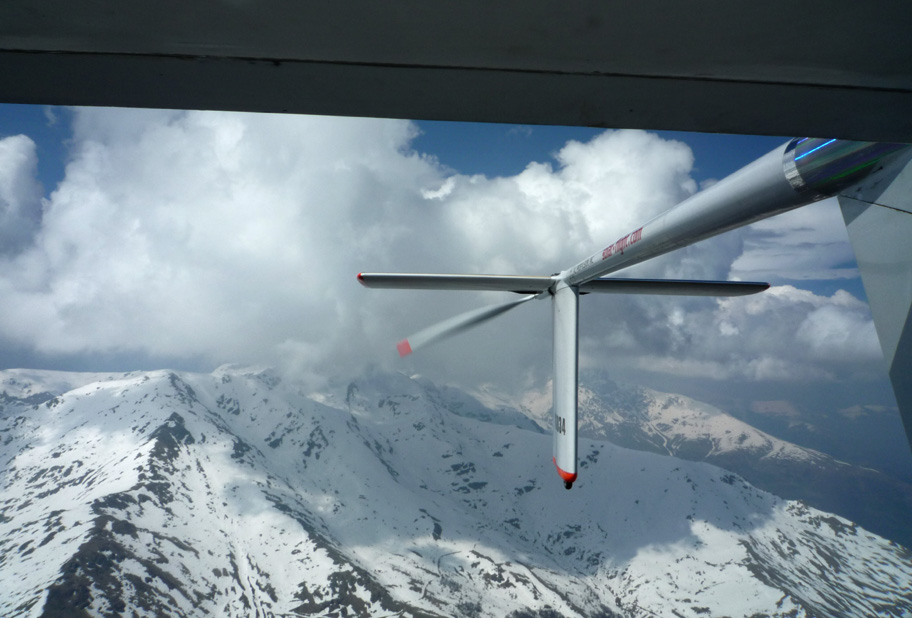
602,227,643,260
555,415,567,435
568,227,645,278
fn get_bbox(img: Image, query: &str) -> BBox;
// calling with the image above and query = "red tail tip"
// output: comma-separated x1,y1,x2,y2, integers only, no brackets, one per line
396,339,413,357
357,273,367,286
552,457,578,483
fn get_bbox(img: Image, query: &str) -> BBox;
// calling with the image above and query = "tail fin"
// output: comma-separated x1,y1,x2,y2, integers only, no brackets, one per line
552,282,579,489
838,149,912,451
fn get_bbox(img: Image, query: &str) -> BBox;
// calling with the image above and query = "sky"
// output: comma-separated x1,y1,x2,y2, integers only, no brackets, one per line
0,103,908,476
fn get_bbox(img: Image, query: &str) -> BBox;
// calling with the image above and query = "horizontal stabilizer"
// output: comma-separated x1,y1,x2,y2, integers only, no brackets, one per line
579,278,769,296
358,273,553,293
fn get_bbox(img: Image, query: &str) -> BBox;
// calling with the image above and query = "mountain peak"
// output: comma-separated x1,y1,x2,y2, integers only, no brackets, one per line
2,367,910,617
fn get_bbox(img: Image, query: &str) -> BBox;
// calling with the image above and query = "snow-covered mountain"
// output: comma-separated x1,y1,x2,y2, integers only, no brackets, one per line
2,367,911,617
492,371,912,551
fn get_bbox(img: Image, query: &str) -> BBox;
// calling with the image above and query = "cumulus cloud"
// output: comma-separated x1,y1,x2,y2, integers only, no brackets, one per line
0,109,884,393
2,111,440,370
0,134,43,254
581,284,881,384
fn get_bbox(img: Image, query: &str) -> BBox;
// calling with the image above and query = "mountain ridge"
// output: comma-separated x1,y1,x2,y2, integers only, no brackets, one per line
482,371,912,550
2,367,911,617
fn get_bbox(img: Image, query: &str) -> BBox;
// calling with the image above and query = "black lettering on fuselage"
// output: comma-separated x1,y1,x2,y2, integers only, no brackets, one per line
555,415,566,435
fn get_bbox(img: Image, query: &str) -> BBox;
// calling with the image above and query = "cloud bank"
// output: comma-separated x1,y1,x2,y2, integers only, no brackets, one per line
0,109,883,392
0,134,43,255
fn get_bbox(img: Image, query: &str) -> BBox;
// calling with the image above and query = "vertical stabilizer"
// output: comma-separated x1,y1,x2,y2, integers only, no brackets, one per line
838,149,912,451
552,283,579,489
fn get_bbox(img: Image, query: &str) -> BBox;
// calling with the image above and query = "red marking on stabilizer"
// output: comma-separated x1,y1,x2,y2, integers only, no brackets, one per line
396,339,413,357
553,457,578,483
357,273,367,287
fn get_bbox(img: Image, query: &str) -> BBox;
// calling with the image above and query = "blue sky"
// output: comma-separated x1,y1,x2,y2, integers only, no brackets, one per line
0,103,907,477
0,105,69,195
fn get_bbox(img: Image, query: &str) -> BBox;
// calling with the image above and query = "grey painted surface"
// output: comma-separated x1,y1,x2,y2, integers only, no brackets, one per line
839,154,912,447
2,1,912,139
563,142,814,286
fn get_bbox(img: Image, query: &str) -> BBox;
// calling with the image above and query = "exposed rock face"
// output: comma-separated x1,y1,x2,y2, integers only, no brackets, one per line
510,372,912,550
2,367,911,617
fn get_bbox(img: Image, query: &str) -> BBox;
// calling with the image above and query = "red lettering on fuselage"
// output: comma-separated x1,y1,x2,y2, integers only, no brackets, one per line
602,227,643,260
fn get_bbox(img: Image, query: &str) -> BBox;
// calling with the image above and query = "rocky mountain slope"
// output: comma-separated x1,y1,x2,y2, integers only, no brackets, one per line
2,367,911,617
488,371,912,550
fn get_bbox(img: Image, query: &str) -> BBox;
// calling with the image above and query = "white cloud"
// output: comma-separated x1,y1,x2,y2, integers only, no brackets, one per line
580,283,880,384
622,354,833,382
1,111,440,368
0,110,886,393
0,134,43,255
795,301,881,361
731,199,858,281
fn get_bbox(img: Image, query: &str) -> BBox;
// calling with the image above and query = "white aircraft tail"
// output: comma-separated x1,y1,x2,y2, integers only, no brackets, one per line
359,272,768,488
360,137,912,488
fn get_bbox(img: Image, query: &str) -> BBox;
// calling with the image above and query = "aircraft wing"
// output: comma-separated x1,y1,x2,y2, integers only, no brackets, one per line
357,273,553,293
